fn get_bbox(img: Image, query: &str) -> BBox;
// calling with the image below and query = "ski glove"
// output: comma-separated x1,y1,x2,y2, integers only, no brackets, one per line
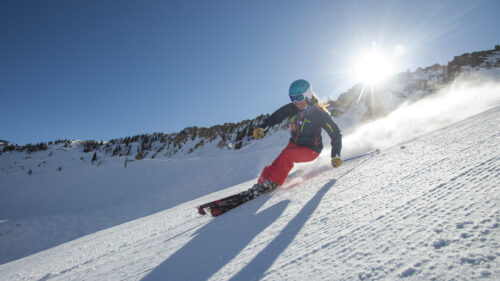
331,155,342,168
253,128,266,140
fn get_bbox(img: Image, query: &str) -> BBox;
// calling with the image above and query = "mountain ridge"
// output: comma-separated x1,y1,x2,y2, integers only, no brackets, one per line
2,46,499,160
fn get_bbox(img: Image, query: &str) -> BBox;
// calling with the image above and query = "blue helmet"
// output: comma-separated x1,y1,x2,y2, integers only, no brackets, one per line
289,79,313,102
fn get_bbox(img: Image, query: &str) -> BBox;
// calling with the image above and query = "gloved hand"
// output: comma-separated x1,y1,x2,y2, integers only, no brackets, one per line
331,155,342,168
253,128,266,140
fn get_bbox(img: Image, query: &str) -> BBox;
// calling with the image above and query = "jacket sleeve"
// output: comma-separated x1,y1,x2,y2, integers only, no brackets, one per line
260,103,298,129
319,110,342,157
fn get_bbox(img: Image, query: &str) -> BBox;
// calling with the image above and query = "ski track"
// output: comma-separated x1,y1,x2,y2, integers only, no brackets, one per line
211,108,500,281
256,108,500,281
0,107,499,280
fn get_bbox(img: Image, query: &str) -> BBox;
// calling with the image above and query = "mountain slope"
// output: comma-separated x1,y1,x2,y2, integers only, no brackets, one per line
331,47,500,131
0,128,290,265
3,47,499,159
0,105,498,280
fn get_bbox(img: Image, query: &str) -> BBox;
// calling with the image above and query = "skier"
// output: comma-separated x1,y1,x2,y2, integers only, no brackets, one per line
249,79,342,195
196,79,343,216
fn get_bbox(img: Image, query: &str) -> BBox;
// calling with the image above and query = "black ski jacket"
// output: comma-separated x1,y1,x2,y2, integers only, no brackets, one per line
260,103,342,157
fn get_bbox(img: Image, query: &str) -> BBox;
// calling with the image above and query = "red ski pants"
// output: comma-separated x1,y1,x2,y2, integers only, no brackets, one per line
258,142,320,186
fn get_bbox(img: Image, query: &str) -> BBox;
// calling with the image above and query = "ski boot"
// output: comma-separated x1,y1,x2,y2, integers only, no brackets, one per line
248,180,278,196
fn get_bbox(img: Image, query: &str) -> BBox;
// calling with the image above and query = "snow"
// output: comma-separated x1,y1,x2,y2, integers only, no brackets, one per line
1,74,500,280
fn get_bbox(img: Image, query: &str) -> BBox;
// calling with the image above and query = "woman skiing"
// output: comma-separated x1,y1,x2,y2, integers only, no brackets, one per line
249,79,343,195
197,79,343,216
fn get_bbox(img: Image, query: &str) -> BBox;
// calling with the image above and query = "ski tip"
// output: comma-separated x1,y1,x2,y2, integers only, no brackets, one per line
197,206,222,217
196,206,207,215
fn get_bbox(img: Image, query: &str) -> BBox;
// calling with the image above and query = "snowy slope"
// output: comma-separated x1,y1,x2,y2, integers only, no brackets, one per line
0,128,290,265
1,78,499,280
332,49,500,131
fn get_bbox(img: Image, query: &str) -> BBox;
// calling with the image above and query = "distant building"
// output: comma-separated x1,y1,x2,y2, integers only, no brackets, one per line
0,140,9,146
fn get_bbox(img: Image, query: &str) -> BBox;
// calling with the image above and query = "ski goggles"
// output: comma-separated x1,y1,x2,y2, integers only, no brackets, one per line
289,86,313,103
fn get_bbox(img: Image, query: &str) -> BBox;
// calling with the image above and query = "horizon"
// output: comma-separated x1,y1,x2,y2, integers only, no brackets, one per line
1,0,500,145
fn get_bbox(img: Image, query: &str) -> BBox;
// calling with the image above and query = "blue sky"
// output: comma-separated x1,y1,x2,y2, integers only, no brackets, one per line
1,0,499,145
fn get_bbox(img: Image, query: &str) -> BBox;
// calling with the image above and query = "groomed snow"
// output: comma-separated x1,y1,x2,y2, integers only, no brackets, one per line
1,76,499,280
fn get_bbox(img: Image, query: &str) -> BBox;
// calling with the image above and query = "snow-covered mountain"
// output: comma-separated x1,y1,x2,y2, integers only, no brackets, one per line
330,46,500,131
1,47,500,280
3,47,500,160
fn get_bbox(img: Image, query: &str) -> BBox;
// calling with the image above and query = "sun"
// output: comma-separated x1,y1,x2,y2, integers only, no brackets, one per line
354,51,394,85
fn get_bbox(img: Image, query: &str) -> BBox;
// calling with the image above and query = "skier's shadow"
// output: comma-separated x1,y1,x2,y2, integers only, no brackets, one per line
142,192,290,281
230,179,335,280
143,179,335,281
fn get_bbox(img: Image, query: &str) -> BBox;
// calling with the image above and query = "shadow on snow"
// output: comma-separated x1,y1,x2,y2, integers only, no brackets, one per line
230,179,335,280
142,179,335,281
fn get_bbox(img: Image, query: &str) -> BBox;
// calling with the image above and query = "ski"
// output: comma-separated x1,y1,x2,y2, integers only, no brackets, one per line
196,189,260,217
197,149,379,217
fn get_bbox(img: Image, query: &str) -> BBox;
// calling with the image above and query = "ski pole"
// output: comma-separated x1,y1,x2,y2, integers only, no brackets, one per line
343,149,380,162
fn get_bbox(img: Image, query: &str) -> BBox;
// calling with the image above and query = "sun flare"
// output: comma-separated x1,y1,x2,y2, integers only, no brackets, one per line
354,51,394,85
